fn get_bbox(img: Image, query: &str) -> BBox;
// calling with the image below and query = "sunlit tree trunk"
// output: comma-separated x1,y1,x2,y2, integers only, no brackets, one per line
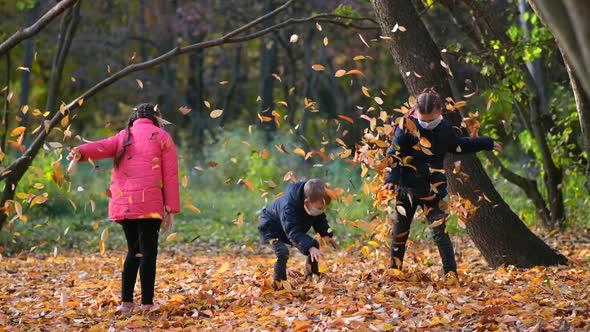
371,0,567,267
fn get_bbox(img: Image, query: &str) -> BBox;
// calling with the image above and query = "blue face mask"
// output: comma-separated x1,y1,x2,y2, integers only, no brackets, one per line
417,117,443,130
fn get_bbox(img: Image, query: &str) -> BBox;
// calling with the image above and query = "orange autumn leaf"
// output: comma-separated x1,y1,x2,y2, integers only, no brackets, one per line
338,114,354,124
311,64,325,71
238,178,254,190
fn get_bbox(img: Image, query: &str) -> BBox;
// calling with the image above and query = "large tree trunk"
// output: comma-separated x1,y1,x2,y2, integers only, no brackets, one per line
528,0,590,193
371,0,567,267
528,1,590,102
439,0,565,229
562,54,590,192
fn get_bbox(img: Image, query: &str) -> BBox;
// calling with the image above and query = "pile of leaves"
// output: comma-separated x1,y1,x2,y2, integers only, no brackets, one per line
1,231,588,331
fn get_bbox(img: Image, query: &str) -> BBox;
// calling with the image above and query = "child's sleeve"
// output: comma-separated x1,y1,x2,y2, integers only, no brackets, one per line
313,215,333,238
448,128,494,154
161,133,181,214
77,132,122,162
281,203,316,255
385,127,409,185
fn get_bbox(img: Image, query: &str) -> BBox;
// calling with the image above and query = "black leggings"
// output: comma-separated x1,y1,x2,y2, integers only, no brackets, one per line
271,239,320,281
121,218,161,304
391,191,457,273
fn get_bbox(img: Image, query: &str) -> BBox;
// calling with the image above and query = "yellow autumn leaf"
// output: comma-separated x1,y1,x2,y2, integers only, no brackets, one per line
293,148,306,157
210,109,223,118
218,261,230,274
166,233,179,242
311,64,325,71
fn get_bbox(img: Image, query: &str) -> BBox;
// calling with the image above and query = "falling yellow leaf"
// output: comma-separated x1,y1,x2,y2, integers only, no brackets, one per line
362,86,371,97
100,228,109,241
136,79,143,89
311,64,325,71
166,233,179,242
293,148,306,157
10,126,26,136
358,33,370,48
179,106,192,115
210,109,223,118
235,213,244,228
334,69,346,77
185,203,201,214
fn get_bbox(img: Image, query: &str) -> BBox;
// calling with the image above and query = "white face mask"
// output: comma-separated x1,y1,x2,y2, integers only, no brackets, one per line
304,204,324,216
417,116,443,130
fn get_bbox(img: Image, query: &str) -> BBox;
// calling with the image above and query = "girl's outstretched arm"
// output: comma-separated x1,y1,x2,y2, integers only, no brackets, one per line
448,128,495,154
77,131,124,161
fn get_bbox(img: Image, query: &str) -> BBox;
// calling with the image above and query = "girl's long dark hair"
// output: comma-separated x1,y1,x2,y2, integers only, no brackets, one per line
113,103,160,168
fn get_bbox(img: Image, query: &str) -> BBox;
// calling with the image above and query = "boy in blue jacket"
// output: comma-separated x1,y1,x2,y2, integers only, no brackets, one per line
383,92,502,278
258,179,338,285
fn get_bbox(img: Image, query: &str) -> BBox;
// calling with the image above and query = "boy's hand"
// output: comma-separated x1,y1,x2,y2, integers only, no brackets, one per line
324,237,338,249
493,142,503,152
309,247,323,262
382,183,397,191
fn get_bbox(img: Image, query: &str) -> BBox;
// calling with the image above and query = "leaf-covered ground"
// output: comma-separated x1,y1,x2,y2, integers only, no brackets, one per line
1,231,588,331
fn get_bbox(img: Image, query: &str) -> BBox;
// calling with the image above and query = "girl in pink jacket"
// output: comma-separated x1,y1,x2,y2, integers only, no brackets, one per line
68,103,180,312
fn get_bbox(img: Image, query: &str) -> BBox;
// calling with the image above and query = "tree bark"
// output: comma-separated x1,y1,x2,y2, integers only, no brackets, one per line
371,0,567,267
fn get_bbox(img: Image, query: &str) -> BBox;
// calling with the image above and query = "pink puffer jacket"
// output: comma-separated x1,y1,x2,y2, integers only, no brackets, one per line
77,118,180,221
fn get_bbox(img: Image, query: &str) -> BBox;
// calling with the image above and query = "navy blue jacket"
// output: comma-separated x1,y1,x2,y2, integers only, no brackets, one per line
385,117,494,197
258,181,333,255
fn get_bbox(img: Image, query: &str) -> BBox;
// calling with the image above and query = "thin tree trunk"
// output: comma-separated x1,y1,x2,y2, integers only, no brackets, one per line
186,33,207,148
45,1,81,114
1,52,10,155
298,25,316,148
258,0,279,134
18,4,37,128
371,0,567,267
220,45,243,128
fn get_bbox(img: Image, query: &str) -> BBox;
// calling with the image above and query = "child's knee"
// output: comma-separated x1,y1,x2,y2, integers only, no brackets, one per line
274,245,289,260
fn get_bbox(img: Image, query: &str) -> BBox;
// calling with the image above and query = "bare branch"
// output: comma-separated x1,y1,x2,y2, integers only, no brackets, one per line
0,2,377,181
0,0,79,56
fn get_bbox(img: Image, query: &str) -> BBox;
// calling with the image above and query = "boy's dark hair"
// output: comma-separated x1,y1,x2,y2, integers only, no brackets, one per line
304,179,331,205
114,103,161,168
416,91,443,115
